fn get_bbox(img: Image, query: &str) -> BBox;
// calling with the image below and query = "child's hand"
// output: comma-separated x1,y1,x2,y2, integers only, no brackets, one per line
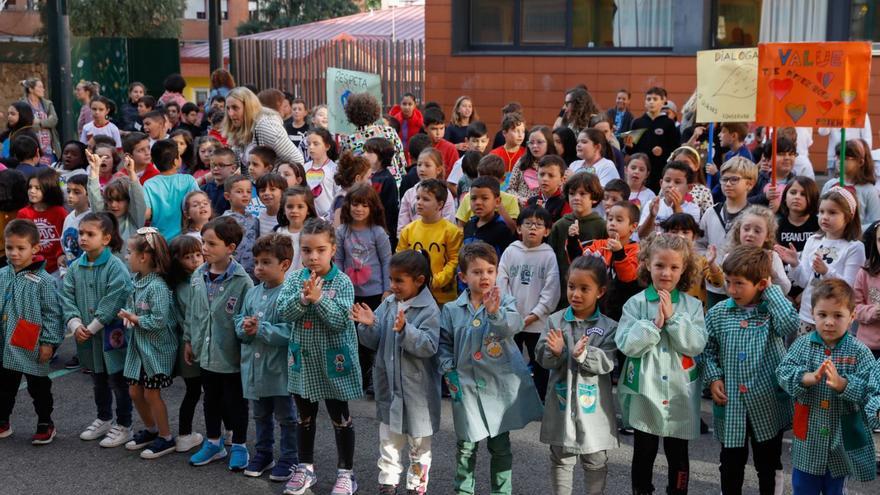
302,273,324,304
606,232,623,252
482,286,501,315
665,188,683,213
567,221,580,238
38,344,53,364
759,156,772,174
706,245,717,266
653,311,666,329
658,289,674,320
710,379,728,406
546,329,565,357
706,162,718,176
648,196,660,218
774,243,799,267
573,335,588,359
85,149,101,176
118,309,139,327
184,342,194,365
624,135,634,148
651,145,662,157
873,304,880,320
243,316,258,336
821,360,848,392
74,325,90,343
393,309,406,332
523,313,539,327
801,364,824,387
811,254,828,275
123,155,137,180
349,302,375,326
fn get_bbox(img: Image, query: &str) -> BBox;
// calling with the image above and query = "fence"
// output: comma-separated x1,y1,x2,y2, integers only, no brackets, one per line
230,38,424,109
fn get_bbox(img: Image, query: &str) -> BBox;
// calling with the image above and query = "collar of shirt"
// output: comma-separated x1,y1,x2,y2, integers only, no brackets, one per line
645,284,680,303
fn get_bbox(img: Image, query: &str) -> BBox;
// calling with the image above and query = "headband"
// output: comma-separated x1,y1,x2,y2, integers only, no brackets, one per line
830,186,857,216
136,227,160,251
670,145,701,166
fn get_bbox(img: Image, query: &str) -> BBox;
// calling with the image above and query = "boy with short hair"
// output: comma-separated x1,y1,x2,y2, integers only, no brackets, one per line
185,216,254,470
60,174,91,272
607,89,634,134
141,111,168,147
447,121,491,197
0,219,64,444
526,155,570,223
489,113,526,175
639,161,701,238
235,233,298,481
584,201,640,320
397,179,463,304
750,137,796,208
497,206,560,401
626,87,680,190
456,155,519,231
179,102,202,137
143,139,199,239
463,176,517,255
256,173,286,236
117,132,159,184
285,98,310,161
222,175,260,279
137,95,157,117
601,179,631,216
701,245,799,495
202,146,238,216
164,102,182,129
10,134,45,178
720,122,753,162
246,145,277,218
423,108,459,176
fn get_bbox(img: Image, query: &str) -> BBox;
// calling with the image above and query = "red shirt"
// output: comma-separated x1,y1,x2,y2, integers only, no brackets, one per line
434,138,460,177
17,205,67,274
490,146,526,173
114,162,160,185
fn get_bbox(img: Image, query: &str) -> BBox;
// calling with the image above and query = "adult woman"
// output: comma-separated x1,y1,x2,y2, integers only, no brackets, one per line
339,92,406,185
1,102,36,159
21,77,60,165
445,95,478,152
204,68,235,113
74,80,100,136
560,87,601,135
118,82,145,132
158,73,188,109
221,86,304,167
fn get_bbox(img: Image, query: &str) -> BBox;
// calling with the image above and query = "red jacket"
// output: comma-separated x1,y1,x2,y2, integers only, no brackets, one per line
582,239,639,282
434,139,459,177
114,162,159,185
389,104,424,161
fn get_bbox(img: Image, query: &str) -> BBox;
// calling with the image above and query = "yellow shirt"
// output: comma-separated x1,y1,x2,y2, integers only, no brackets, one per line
397,218,463,304
456,191,520,224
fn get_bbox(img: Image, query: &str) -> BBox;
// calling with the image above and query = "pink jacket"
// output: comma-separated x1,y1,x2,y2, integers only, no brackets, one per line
853,267,880,350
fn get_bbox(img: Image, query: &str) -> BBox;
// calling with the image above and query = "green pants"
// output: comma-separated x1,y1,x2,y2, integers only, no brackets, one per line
454,432,512,495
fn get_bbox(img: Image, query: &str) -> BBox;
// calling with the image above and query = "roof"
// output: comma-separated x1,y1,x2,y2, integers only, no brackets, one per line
180,5,423,61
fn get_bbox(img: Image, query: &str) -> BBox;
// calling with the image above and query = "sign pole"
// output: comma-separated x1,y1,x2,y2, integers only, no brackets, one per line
839,128,846,187
707,123,715,187
771,126,777,186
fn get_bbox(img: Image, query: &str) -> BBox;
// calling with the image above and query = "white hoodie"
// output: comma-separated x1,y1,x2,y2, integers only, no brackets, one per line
497,241,561,334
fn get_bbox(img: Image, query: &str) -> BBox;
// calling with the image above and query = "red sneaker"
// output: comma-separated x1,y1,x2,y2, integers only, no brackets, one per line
31,423,55,445
0,422,12,438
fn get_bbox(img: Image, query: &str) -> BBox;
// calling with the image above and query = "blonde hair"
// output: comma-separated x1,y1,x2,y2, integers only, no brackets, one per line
637,232,700,292
719,156,758,182
221,87,279,148
451,96,479,127
728,205,778,250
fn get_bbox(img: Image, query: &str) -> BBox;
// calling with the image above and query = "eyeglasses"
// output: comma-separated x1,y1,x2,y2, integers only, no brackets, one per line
211,162,236,169
720,176,743,185
522,221,546,229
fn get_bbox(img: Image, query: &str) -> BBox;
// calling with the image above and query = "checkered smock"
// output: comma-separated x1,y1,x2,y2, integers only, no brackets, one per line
123,273,177,380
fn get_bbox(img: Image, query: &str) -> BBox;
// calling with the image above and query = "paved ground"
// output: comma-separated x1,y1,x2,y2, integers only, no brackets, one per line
3,340,878,495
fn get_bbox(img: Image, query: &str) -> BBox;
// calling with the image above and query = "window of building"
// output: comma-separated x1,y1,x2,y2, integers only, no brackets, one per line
850,0,880,41
185,0,229,20
713,0,762,47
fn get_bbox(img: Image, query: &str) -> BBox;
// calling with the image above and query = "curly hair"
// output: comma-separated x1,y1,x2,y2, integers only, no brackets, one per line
637,232,700,293
210,69,235,90
344,93,381,128
564,87,601,133
728,205,778,251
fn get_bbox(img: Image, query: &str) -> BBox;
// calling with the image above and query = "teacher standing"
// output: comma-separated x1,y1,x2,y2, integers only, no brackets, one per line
21,77,60,166
222,87,304,167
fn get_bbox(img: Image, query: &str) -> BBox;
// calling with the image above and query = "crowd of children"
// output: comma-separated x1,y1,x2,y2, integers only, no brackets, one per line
3,79,880,495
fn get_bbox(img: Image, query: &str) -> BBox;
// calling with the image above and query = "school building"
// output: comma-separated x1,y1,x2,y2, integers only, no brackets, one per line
425,0,880,169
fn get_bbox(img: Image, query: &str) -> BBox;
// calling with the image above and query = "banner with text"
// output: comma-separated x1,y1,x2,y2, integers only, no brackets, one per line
326,67,383,136
696,48,758,123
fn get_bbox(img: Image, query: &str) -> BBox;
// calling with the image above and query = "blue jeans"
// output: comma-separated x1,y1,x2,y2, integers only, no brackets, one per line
791,468,845,495
253,396,298,464
92,371,132,427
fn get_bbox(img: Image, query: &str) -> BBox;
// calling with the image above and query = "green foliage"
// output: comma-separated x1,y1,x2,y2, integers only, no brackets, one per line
236,0,359,35
65,0,186,38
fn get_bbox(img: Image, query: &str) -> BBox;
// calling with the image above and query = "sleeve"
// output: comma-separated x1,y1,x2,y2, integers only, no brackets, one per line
399,304,441,358
437,305,456,374
276,276,307,322
128,179,147,229
614,295,662,357
532,256,560,320
770,252,791,295
35,100,58,130
837,345,875,404
455,195,470,223
112,125,122,148
87,175,104,212
38,279,64,346
260,119,304,165
80,127,88,145
663,299,707,356
763,284,800,338
356,300,385,351
862,188,880,230
256,314,292,347
610,246,639,283
865,360,880,428
135,284,172,334
853,269,880,324
576,325,617,376
776,337,812,401
397,190,413,237
496,251,511,295
333,227,346,270
700,310,724,387
396,225,411,252
825,242,865,283
486,296,524,340
60,267,84,326
548,223,568,277
535,323,567,370
233,291,254,343
788,239,815,288
442,193,457,224
376,227,392,293
313,278,355,331
95,263,133,325
175,290,192,343
432,226,462,292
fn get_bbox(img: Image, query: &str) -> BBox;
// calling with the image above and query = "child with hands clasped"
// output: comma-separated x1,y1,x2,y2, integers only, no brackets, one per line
638,161,700,239
0,220,64,444
615,233,708,495
118,227,179,459
438,241,543,495
276,218,362,495
536,256,619,495
275,186,317,274
700,246,799,495
777,279,877,492
351,250,442,495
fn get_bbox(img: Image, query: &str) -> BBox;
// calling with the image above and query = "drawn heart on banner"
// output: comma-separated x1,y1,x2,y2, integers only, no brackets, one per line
818,101,833,114
768,78,794,101
840,90,858,105
817,72,834,88
785,103,807,123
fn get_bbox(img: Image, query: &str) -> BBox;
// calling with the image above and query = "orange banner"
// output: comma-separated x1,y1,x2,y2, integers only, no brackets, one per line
755,41,872,128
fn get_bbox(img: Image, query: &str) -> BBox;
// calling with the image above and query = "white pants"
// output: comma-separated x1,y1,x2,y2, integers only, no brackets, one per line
377,422,432,492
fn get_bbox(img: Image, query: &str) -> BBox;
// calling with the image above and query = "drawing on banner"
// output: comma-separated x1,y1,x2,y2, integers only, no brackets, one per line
326,67,383,136
696,48,758,123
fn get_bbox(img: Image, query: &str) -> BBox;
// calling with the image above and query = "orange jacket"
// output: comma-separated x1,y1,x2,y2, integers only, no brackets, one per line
582,239,639,283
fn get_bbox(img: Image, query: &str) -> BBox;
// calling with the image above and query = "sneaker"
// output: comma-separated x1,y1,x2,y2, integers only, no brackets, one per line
190,439,227,466
99,424,132,448
228,444,249,471
284,464,317,495
125,429,159,450
31,423,56,445
269,460,295,482
141,436,177,459
700,419,710,434
378,484,397,495
405,490,420,495
175,432,203,452
80,418,112,441
0,422,12,438
243,451,275,477
64,355,80,369
618,426,634,436
331,469,357,495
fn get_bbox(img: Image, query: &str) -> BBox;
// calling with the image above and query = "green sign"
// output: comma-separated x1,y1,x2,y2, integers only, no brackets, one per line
326,67,382,136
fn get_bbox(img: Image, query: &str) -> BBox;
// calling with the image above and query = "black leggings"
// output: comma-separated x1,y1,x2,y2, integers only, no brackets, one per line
514,332,548,401
178,376,202,436
0,367,52,424
719,423,783,495
293,395,354,469
201,369,248,444
355,294,383,392
632,429,689,494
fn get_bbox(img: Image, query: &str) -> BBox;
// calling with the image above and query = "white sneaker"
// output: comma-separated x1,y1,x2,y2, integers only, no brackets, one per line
99,424,132,448
175,432,204,452
80,419,112,441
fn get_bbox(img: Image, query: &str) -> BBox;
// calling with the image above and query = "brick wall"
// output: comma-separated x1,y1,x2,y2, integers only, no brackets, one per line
0,62,48,128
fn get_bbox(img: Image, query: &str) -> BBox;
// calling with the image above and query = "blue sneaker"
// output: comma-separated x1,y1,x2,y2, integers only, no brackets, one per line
140,436,176,459
189,440,227,466
228,443,249,471
270,459,295,482
243,451,274,477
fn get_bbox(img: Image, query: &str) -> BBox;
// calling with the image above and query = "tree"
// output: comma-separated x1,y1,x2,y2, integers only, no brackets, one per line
41,0,186,38
237,0,359,35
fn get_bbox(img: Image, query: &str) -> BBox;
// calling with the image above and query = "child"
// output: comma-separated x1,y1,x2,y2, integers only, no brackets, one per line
536,255,619,495
0,219,64,444
701,246,799,495
363,137,400,240
118,227,178,459
246,145,277,218
18,168,66,275
234,234,298,481
143,139,199,240
822,140,880,230
331,151,372,225
334,184,393,394
285,97,310,160
670,145,714,216
776,187,866,331
202,146,238,216
456,150,481,204
398,148,455,236
497,206,561,401
548,172,606,308
750,137,797,209
192,136,220,185
87,151,147,248
276,218,362,495
185,216,253,470
777,176,820,254
584,201,641,321
60,174,91,273
222,174,259,278
616,233,707,495
463,176,517,255
390,93,424,161
639,161,701,239
601,179,630,217
277,161,306,189
489,112,526,176
526,155,571,224
777,279,877,491
660,213,724,310
169,129,194,173
304,128,338,221
397,179,463,305
717,205,792,295
93,143,120,187
62,212,134,447
275,185,317,274
507,125,552,205
569,129,619,186
438,241,543,495
625,87,680,190
80,96,122,149
854,221,880,358
141,110,168,147
181,190,212,239
456,154,520,231
447,121,490,198
351,250,442,494
118,132,159,184
720,122,753,163
423,107,459,175
256,173,286,236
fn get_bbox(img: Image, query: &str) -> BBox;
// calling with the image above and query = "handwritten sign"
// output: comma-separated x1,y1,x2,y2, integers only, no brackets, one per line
755,42,871,128
696,48,758,123
326,67,383,135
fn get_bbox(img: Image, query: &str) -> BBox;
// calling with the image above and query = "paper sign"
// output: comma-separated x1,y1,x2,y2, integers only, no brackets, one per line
326,67,383,136
755,42,872,128
696,48,758,123
619,128,648,145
